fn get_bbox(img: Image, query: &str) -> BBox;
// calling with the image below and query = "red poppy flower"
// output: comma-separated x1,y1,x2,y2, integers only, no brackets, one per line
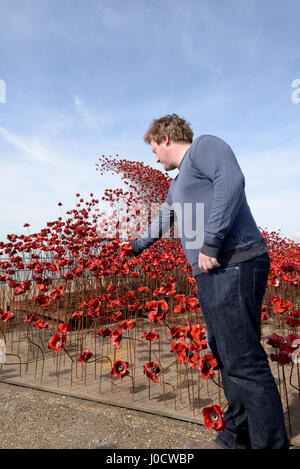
1,311,15,322
106,284,118,292
97,327,112,337
267,333,285,349
78,349,93,362
33,294,52,308
261,305,269,321
32,319,49,329
270,351,292,365
109,311,123,322
48,334,67,352
119,242,134,259
147,299,169,323
111,360,129,381
111,327,122,349
186,321,207,349
141,329,159,341
143,361,160,382
120,319,136,329
24,313,39,323
170,339,189,363
202,404,226,432
50,286,66,299
282,262,300,272
187,342,199,367
285,333,300,351
56,323,71,333
129,302,143,311
138,286,150,293
168,325,186,339
198,354,218,380
71,311,83,320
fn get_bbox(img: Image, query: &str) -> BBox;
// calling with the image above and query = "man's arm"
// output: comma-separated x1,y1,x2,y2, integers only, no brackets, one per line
191,135,245,260
129,200,175,256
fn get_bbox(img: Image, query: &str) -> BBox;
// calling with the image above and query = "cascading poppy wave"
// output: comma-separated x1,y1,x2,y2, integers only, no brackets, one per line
0,153,299,431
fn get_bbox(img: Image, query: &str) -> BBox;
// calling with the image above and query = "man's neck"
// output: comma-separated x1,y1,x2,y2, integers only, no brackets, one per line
176,143,191,169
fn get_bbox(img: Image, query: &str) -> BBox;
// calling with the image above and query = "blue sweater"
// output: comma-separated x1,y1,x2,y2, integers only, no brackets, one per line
130,135,268,276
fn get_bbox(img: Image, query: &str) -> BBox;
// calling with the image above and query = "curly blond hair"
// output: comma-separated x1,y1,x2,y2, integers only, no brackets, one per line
143,114,193,144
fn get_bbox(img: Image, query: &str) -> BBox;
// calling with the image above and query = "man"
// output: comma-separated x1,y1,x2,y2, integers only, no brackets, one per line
128,114,289,450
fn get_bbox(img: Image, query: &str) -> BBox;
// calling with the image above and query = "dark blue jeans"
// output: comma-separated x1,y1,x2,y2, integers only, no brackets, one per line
195,253,289,449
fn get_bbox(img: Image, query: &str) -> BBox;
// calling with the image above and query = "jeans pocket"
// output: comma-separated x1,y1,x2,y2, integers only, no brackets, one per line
253,259,270,309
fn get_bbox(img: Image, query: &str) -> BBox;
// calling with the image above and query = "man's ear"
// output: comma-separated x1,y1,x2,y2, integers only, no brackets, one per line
163,135,170,146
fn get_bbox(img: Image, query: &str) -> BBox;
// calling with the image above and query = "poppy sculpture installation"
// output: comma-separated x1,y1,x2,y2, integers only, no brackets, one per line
0,154,299,443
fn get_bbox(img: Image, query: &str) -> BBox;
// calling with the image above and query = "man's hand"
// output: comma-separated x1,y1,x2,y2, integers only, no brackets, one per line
198,252,221,274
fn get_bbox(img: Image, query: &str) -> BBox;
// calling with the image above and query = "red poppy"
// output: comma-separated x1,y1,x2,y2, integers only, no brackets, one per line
56,323,71,333
50,286,66,299
120,319,136,329
33,294,52,308
119,242,134,259
141,329,159,341
129,302,143,311
153,282,176,296
270,350,292,365
267,333,285,349
48,334,67,352
261,305,269,321
143,361,160,382
185,321,207,349
168,325,186,339
147,299,169,323
187,342,200,367
111,327,122,349
138,286,150,293
285,333,300,351
282,262,300,272
32,319,49,328
71,311,83,320
109,311,123,322
111,360,129,381
202,404,226,432
106,284,118,292
78,349,93,362
1,311,15,322
198,354,218,380
24,313,39,323
170,339,189,363
97,327,112,337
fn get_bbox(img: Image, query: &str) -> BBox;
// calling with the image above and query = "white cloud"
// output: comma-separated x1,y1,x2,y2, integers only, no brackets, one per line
73,96,112,131
0,126,61,165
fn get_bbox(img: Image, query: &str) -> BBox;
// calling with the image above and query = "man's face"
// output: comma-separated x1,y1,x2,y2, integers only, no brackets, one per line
151,138,174,171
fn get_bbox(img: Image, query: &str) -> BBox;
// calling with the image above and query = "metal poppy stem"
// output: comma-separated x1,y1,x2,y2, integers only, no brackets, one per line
289,362,300,394
282,365,292,439
210,375,224,390
26,323,45,383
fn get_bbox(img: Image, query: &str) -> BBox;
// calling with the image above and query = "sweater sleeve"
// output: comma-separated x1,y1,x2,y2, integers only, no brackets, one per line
129,196,175,256
191,135,245,258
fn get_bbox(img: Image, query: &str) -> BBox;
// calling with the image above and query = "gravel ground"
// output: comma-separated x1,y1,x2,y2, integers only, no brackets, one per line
0,381,216,449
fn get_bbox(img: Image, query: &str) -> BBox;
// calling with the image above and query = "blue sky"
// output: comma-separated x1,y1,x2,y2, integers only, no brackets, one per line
0,0,299,243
